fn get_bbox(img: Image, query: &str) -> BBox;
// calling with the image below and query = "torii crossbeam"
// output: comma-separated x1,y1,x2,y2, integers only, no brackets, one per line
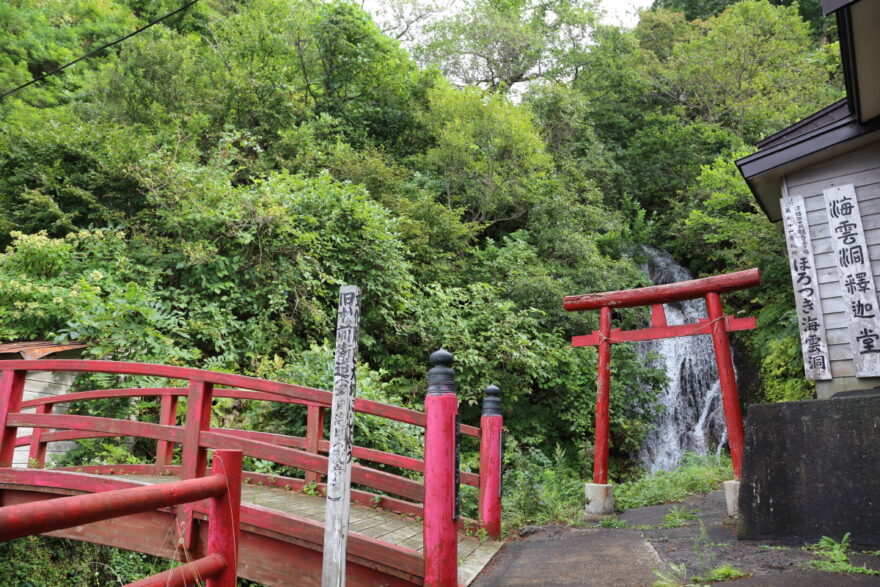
564,268,761,483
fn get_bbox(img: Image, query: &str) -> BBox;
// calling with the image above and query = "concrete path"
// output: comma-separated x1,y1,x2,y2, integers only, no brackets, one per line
471,526,665,586
473,490,880,586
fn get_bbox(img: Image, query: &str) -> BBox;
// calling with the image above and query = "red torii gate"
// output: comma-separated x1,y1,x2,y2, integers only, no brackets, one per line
563,268,761,482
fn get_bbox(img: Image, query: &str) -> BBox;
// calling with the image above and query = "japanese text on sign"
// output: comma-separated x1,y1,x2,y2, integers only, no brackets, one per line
781,194,831,380
823,184,880,377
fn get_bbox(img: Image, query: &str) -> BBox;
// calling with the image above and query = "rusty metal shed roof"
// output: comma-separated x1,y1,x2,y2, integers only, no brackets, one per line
0,341,88,360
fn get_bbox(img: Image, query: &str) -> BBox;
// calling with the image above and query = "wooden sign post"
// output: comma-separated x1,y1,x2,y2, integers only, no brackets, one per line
823,185,880,377
781,194,832,379
321,285,361,587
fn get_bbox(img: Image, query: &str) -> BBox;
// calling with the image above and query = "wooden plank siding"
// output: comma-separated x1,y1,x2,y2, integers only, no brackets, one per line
784,138,880,382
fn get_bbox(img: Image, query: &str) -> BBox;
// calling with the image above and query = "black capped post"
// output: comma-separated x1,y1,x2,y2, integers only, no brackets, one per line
427,348,456,395
482,384,501,416
423,349,459,585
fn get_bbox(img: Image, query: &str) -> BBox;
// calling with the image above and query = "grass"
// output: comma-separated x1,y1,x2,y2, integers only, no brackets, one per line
598,517,629,528
693,564,747,583
660,505,698,528
806,533,880,575
615,453,733,512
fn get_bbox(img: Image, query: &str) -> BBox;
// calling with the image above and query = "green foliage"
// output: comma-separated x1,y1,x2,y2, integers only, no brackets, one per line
0,229,195,363
0,0,851,561
694,564,747,583
417,83,552,229
598,517,629,529
661,505,698,528
501,444,585,533
0,535,172,586
663,1,838,143
615,454,733,512
807,534,880,575
652,562,693,587
415,0,596,91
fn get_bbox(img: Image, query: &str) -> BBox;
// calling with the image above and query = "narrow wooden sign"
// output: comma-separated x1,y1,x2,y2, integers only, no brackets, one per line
823,184,880,377
781,194,832,380
322,285,361,587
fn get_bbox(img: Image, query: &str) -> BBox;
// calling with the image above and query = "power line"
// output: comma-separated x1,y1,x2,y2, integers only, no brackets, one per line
0,0,200,101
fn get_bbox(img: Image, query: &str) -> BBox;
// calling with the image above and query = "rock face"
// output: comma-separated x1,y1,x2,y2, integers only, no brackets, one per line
738,391,880,545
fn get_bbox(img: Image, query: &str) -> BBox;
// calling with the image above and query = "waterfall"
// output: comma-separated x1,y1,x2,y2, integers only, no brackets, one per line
637,247,729,473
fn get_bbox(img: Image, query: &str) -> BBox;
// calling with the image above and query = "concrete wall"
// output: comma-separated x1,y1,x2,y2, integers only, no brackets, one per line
783,137,880,396
738,392,880,546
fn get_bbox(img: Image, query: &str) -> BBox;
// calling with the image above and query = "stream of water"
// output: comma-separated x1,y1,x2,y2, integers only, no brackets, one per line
637,247,729,473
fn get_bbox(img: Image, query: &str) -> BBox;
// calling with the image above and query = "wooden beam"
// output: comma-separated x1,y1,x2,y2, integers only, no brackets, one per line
564,268,761,311
571,316,757,347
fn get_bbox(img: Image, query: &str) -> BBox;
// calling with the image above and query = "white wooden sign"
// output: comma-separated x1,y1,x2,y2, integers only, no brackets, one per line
823,185,880,377
782,194,832,380
322,285,361,587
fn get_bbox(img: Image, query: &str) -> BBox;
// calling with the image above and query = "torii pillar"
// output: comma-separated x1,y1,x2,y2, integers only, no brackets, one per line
564,268,760,515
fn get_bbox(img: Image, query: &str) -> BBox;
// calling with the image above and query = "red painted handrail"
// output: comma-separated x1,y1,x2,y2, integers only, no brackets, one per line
16,386,480,437
0,450,243,587
0,359,488,526
0,355,504,584
0,467,425,578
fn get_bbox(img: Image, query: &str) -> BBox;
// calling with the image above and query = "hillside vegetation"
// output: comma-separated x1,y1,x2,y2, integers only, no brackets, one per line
0,0,842,480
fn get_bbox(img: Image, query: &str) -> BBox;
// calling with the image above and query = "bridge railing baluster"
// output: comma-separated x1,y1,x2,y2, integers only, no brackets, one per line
304,403,325,486
0,369,27,467
180,379,214,550
155,393,178,473
27,403,51,468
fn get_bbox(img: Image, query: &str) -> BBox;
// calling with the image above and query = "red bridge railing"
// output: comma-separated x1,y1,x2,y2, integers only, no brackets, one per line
0,356,503,583
0,448,242,587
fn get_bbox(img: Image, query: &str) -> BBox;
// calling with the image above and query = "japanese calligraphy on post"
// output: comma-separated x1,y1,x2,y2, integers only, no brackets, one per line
823,184,880,377
322,285,361,587
781,194,831,380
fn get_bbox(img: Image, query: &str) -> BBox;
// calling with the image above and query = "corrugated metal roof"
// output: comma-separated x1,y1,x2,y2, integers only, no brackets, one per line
0,341,88,360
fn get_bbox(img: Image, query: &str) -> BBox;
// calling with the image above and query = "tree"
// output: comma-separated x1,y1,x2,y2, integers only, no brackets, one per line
414,0,597,91
664,0,840,142
417,83,552,231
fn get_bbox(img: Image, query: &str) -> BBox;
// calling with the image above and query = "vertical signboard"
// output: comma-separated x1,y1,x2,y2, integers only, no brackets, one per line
824,184,880,377
322,285,361,587
781,194,832,380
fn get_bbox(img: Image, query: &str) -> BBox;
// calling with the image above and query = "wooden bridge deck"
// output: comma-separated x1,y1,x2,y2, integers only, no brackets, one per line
119,474,503,585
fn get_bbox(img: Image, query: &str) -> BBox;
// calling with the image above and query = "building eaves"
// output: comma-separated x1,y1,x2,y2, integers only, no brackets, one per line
736,103,880,221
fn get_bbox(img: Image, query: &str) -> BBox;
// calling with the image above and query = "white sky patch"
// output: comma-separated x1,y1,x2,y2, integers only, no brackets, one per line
599,0,654,28
360,0,654,33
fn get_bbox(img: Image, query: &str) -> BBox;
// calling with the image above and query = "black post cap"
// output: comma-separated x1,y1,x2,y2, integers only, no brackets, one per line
427,348,456,396
482,384,501,416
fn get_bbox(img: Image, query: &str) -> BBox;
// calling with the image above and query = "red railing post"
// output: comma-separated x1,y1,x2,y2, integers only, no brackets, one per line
0,370,27,467
479,384,502,539
304,403,325,485
156,394,178,473
706,292,745,479
207,449,242,587
28,403,51,468
423,349,458,586
594,306,612,484
179,379,214,549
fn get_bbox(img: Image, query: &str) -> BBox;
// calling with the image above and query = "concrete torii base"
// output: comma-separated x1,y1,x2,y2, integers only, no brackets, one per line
585,483,615,516
723,480,740,517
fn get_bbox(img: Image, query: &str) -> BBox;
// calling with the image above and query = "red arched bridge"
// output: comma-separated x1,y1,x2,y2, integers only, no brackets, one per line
0,354,504,586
